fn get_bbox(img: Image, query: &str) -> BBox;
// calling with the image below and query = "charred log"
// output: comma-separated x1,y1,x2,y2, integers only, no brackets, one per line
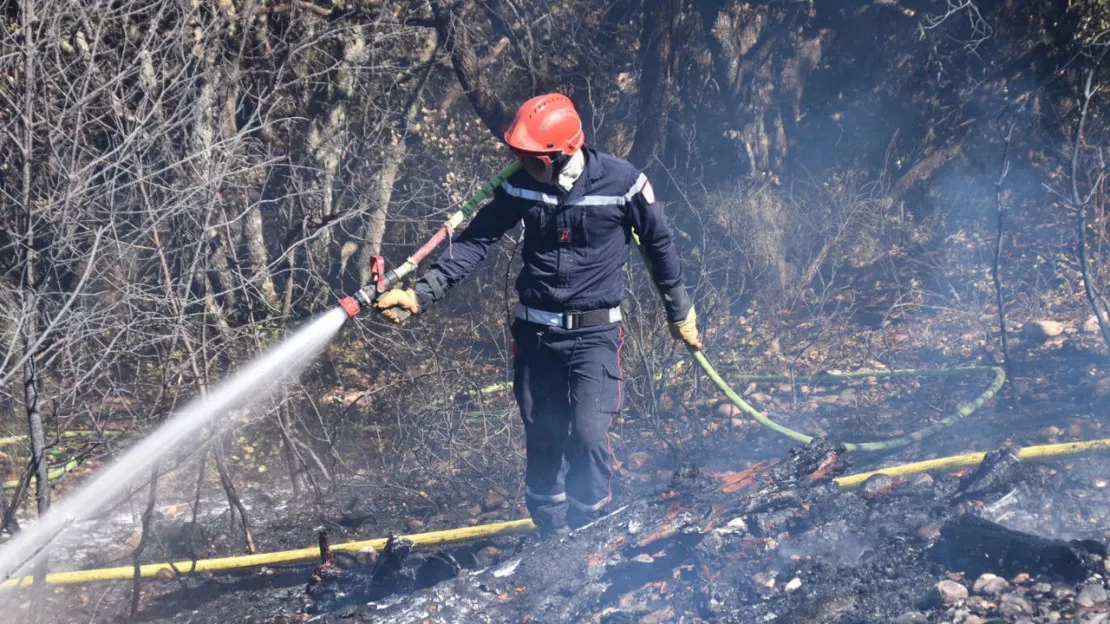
932,514,1107,583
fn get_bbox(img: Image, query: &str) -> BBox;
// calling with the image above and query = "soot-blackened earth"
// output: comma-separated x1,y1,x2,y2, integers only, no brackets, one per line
284,440,1110,623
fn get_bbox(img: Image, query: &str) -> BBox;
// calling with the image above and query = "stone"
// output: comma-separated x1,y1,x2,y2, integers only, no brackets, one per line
838,388,857,405
1084,315,1102,334
482,491,504,511
1093,377,1110,398
999,593,1033,617
357,545,379,565
1040,425,1063,441
1021,320,1066,341
937,579,969,604
1077,583,1108,607
1052,585,1076,600
891,612,928,624
965,595,995,613
910,473,934,488
628,452,651,471
973,573,1009,596
405,518,425,532
717,402,743,418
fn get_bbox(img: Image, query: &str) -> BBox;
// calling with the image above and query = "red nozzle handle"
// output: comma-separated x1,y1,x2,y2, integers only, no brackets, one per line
338,296,361,319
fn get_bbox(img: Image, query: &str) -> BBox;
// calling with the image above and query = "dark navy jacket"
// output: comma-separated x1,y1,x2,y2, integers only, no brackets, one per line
415,147,691,322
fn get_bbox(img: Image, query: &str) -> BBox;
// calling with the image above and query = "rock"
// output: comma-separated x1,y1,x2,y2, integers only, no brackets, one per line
1083,614,1110,624
405,518,425,532
1022,320,1066,341
1052,584,1076,600
838,388,857,405
1040,425,1063,441
628,452,650,471
965,595,995,613
717,403,743,418
640,607,675,624
917,524,941,540
911,473,934,488
1033,581,1053,594
963,616,985,624
999,593,1033,617
973,573,1009,596
1077,583,1108,607
937,579,969,604
357,545,379,565
1093,377,1110,398
892,612,928,624
482,491,504,511
784,577,802,592
1011,573,1033,584
1084,315,1102,334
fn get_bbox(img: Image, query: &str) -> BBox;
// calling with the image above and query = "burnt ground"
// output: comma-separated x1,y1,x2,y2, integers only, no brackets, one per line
22,424,1110,624
9,303,1110,623
276,441,1110,624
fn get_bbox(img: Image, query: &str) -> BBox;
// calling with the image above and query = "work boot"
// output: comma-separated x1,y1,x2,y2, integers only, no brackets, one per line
539,524,571,540
567,506,604,531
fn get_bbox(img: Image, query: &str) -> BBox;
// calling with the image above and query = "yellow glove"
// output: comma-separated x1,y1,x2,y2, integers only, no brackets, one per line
669,306,702,350
373,288,419,323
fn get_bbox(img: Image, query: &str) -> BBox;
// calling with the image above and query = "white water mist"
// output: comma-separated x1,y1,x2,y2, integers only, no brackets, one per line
0,307,349,582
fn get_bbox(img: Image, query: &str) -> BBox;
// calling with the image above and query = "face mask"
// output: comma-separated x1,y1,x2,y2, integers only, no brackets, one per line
555,150,585,193
524,150,585,192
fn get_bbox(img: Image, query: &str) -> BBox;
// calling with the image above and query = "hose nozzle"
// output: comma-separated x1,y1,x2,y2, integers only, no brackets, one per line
338,288,375,319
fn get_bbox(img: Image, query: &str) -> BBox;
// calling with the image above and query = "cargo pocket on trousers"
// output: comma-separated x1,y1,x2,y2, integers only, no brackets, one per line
601,360,623,414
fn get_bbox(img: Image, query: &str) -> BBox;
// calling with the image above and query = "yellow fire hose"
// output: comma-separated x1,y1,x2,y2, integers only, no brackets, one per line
0,430,123,449
0,431,123,489
3,437,1109,588
832,437,1110,489
0,520,537,588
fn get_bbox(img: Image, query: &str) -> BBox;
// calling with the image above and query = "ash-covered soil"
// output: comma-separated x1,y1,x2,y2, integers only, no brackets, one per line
127,440,1108,624
9,339,1110,624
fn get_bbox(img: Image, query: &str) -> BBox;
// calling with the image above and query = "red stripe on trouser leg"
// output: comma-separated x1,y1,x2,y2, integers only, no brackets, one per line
608,325,624,505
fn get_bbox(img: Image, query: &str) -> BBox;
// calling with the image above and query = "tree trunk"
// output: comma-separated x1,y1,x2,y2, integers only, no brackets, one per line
431,0,512,138
243,200,280,311
358,30,439,286
628,0,681,169
19,0,50,592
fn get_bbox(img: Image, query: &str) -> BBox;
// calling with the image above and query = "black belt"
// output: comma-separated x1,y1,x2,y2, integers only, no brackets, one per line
515,304,622,330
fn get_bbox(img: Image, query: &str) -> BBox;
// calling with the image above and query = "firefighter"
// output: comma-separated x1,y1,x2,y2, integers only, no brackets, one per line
374,94,701,534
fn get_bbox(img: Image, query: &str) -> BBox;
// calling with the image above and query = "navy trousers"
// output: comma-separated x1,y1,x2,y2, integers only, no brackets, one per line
511,319,624,530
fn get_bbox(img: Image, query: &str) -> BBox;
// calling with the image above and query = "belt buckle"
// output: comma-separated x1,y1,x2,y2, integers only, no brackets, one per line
563,311,580,330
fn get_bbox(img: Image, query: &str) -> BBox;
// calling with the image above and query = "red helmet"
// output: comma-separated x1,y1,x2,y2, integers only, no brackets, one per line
504,94,585,161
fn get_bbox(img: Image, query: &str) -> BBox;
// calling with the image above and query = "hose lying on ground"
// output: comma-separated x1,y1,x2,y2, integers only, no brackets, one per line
693,355,1006,451
629,229,1007,451
3,437,1108,588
